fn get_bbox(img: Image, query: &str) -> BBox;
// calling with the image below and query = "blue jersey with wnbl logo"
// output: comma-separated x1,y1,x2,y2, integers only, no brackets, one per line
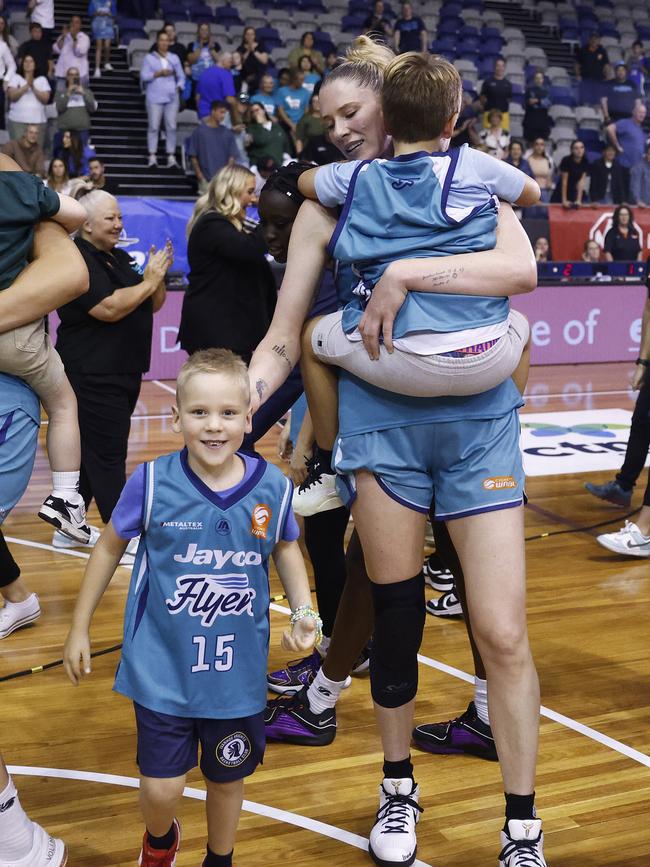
113,449,294,718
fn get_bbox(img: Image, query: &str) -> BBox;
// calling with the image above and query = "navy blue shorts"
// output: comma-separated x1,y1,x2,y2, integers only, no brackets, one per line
134,703,266,783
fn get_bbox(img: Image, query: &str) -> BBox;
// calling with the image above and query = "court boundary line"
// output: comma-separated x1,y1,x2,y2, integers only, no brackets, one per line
5,536,650,770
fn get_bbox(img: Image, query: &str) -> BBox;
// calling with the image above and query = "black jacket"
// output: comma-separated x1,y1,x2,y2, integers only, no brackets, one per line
589,158,627,204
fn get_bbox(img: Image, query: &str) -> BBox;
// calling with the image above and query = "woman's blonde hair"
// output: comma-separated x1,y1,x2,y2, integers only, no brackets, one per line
321,35,395,94
187,164,255,236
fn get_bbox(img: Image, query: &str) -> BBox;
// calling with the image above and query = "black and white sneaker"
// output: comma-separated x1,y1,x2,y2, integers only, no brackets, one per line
426,590,463,618
38,492,91,543
368,777,422,867
499,819,547,866
291,455,343,517
423,553,455,592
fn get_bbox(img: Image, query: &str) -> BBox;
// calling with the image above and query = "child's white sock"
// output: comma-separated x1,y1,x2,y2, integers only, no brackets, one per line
51,471,80,498
474,676,490,725
0,776,35,860
307,668,347,714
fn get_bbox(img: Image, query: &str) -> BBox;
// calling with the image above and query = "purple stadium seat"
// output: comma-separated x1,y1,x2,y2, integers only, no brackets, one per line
275,0,300,10
431,37,457,55
459,25,480,38
441,2,462,16
511,82,525,106
256,25,283,47
300,0,327,10
341,13,367,32
483,37,503,54
482,26,501,39
550,85,577,107
638,25,650,40
253,0,276,10
561,26,580,43
438,17,463,37
462,0,484,8
458,37,480,53
598,23,620,38
348,0,371,12
120,27,147,44
214,5,243,23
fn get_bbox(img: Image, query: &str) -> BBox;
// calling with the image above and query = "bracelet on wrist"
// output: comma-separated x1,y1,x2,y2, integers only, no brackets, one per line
636,357,650,367
290,605,323,645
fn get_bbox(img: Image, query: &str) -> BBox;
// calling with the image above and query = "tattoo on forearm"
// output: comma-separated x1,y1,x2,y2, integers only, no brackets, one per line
423,266,465,288
255,379,268,402
272,343,293,370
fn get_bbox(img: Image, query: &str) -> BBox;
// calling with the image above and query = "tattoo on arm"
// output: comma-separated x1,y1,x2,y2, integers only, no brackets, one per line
423,265,465,288
255,378,268,403
272,343,293,370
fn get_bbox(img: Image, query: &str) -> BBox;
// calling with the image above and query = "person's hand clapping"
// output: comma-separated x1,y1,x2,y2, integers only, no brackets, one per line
144,244,171,287
358,260,408,359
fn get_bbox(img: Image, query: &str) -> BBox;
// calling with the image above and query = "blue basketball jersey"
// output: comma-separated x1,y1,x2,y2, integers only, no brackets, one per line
328,150,508,340
0,374,40,524
113,449,294,719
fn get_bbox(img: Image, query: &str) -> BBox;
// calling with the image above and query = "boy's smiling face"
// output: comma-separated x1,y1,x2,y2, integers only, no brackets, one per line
172,372,252,477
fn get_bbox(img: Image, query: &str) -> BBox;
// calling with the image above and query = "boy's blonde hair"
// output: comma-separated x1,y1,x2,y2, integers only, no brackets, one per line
382,52,462,143
187,164,255,236
321,34,395,95
175,348,250,406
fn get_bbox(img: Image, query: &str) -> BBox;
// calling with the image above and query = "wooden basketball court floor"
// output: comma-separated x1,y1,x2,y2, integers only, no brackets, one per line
2,362,650,866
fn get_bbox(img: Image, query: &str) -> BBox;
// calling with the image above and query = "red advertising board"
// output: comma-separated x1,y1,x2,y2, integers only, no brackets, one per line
548,203,650,260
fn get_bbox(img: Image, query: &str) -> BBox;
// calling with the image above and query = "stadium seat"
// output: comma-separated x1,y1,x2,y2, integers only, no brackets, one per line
144,19,164,39
214,5,243,24
341,13,366,32
127,38,151,71
455,58,478,78
546,65,572,87
550,85,577,106
256,25,283,47
549,103,577,124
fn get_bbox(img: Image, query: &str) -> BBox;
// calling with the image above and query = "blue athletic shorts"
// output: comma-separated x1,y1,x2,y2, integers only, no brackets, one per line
134,703,266,783
0,407,39,525
334,410,524,520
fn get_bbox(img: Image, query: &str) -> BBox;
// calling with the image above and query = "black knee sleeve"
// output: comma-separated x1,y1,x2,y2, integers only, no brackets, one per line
370,573,425,708
0,529,20,588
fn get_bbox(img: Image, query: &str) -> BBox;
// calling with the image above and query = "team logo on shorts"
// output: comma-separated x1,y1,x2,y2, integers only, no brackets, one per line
216,731,252,767
482,476,517,490
216,518,231,536
251,503,271,539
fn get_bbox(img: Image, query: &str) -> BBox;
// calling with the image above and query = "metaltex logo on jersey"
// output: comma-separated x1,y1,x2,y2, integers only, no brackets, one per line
520,408,647,477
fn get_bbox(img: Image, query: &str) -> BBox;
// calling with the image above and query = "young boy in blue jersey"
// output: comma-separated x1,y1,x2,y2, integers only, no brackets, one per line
63,348,320,867
292,52,539,515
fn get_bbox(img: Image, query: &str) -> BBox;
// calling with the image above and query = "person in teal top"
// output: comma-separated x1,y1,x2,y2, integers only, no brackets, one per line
249,37,549,867
275,68,310,139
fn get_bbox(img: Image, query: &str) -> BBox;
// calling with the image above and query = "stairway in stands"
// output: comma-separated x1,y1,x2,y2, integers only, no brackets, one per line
485,0,576,72
55,0,194,196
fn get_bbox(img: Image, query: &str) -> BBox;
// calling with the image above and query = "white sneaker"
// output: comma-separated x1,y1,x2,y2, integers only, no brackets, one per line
0,821,68,866
0,594,41,639
93,67,101,78
499,819,547,866
426,589,463,618
147,155,157,167
292,462,343,517
166,154,178,168
596,521,650,557
368,778,422,867
38,492,90,543
103,62,113,71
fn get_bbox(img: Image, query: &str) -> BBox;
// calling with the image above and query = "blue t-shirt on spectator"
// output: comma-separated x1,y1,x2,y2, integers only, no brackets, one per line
605,78,640,118
394,16,426,52
249,90,278,117
615,118,648,169
302,72,320,95
276,85,310,124
196,66,236,118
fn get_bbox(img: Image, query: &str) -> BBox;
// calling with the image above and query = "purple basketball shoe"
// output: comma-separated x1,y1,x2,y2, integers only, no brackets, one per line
412,702,498,761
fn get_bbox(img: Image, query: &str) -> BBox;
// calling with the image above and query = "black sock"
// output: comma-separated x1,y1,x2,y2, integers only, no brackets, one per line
203,847,233,867
147,823,176,850
316,446,334,473
504,792,536,828
383,756,414,781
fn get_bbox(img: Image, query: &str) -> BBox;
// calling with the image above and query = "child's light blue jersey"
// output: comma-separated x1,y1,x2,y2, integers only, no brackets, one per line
316,145,525,341
112,449,295,719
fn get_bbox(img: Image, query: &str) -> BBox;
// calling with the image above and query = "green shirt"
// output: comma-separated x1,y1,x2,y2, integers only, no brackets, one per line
0,172,60,290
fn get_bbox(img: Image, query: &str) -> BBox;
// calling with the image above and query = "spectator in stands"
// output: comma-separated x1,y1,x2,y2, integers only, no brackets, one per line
627,41,649,94
534,236,550,263
45,156,72,194
523,70,551,143
630,143,650,207
301,128,340,164
237,26,270,95
88,155,117,193
583,239,603,263
17,22,52,80
363,0,393,40
277,67,290,89
603,205,642,261
298,55,321,95
276,67,310,145
601,62,641,124
503,140,533,176
575,32,609,83
27,0,54,44
451,91,480,148
187,23,220,86
478,108,509,160
589,144,627,205
552,139,589,208
187,99,239,193
246,101,290,167
53,128,94,177
53,15,90,88
0,123,44,175
393,1,427,54
161,22,187,66
480,57,512,130
0,19,16,131
55,66,97,147
606,103,648,175
196,51,239,122
288,33,324,75
140,30,185,169
6,54,49,145
525,137,555,201
0,14,19,57
323,50,338,77
249,73,278,119
89,0,116,79
295,92,325,156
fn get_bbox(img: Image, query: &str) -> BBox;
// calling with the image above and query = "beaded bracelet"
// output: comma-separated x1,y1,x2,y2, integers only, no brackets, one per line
290,605,323,646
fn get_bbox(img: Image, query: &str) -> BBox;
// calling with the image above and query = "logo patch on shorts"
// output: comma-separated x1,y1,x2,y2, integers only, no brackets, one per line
482,476,518,490
251,503,271,539
216,731,252,767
